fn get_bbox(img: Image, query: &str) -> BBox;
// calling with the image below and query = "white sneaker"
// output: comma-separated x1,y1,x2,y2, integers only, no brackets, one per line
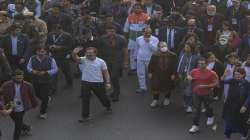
213,96,219,101
186,106,193,113
207,117,214,126
150,100,159,108
39,113,48,120
189,125,199,133
163,98,170,106
202,108,206,113
241,136,247,140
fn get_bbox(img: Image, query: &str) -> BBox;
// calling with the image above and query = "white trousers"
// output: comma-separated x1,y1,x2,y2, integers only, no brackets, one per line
137,59,150,90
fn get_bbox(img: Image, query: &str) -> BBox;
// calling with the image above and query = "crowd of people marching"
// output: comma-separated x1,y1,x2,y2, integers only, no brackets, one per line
1,0,250,139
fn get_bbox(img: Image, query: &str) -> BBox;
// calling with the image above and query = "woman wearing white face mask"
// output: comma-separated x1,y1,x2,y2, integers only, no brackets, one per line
148,42,178,108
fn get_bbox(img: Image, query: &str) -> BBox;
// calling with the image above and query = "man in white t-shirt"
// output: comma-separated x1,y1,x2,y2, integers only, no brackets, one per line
72,47,112,122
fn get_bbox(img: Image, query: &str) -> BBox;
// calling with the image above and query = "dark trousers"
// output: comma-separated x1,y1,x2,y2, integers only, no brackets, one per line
184,95,193,107
81,81,111,118
153,90,172,100
193,93,214,125
56,59,73,86
33,83,51,114
111,76,120,99
10,111,30,140
213,85,223,99
224,118,249,138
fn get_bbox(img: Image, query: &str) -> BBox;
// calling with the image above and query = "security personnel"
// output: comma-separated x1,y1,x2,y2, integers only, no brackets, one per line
98,25,128,102
46,24,73,89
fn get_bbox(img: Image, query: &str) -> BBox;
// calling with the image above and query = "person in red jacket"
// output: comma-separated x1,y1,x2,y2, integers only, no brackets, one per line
187,57,219,133
1,69,37,140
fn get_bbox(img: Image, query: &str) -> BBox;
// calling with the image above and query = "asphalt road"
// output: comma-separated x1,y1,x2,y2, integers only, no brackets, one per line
0,75,242,140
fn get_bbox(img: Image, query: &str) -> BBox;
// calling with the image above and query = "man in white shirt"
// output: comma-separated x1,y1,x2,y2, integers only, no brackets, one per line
72,47,112,122
135,27,159,93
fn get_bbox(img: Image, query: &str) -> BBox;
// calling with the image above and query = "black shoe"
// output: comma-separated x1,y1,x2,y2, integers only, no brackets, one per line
112,97,119,102
106,107,112,113
64,84,73,89
21,125,32,137
128,70,136,76
79,116,92,123
136,88,146,94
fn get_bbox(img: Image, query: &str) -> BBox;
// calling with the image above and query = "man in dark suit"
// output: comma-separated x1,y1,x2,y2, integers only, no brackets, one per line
46,24,74,89
226,0,244,31
239,11,250,37
147,5,164,38
97,14,123,36
158,17,182,54
155,0,185,16
42,4,73,34
182,18,205,44
98,25,128,102
0,24,30,71
143,0,161,17
200,5,223,47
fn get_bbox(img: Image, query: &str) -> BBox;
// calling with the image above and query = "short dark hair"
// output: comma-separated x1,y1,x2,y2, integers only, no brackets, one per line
133,3,143,9
36,46,47,52
13,69,24,76
85,47,98,54
105,24,117,31
234,68,246,75
198,57,206,62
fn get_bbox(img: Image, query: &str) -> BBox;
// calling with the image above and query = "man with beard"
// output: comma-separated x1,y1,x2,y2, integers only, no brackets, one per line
148,42,177,107
97,14,123,36
200,5,223,47
98,25,128,102
72,47,112,122
147,5,164,38
1,69,37,140
27,47,58,119
42,4,73,34
187,57,218,133
158,17,182,53
0,24,30,71
46,24,74,89
73,8,99,41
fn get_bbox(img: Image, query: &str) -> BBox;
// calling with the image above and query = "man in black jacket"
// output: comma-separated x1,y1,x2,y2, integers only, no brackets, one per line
0,24,30,71
98,25,128,102
46,24,73,89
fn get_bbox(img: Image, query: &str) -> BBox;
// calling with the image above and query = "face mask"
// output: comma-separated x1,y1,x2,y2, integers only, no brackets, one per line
207,10,216,16
160,47,168,52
